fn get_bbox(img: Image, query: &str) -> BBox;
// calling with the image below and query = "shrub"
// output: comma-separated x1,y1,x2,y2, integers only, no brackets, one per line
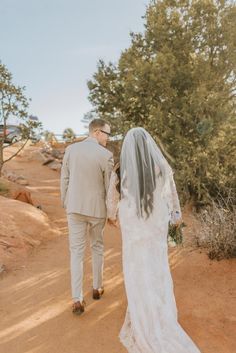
0,180,9,196
195,197,236,260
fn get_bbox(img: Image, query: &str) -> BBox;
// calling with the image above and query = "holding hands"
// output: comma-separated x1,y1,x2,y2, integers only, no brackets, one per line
107,218,119,227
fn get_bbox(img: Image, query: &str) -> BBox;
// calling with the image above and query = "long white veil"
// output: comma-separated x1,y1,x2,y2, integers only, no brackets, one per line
120,127,173,219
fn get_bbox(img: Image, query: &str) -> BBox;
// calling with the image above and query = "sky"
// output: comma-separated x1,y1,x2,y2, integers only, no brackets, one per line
0,0,149,135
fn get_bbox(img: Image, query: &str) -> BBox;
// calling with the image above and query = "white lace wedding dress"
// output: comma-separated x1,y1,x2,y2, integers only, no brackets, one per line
107,170,201,353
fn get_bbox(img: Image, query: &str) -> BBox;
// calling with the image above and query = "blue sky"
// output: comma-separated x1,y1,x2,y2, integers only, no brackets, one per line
0,0,148,135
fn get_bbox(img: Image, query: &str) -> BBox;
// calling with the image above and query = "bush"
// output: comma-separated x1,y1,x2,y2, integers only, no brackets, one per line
195,198,236,260
0,181,9,196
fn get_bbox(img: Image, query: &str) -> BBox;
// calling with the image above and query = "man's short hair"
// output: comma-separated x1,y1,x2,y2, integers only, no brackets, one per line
89,118,109,133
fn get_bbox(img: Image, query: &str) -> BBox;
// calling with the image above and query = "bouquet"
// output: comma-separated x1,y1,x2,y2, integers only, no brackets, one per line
168,222,186,246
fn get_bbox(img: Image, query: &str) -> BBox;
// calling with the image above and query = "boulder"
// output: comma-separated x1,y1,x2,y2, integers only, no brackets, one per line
15,176,29,186
0,196,60,270
42,157,55,166
12,189,34,205
47,161,62,171
28,150,48,163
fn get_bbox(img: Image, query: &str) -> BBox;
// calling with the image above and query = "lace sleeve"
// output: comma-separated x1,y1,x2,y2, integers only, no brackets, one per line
106,171,120,220
169,173,182,224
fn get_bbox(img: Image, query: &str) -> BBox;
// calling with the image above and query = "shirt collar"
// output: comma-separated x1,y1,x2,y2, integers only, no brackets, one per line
85,136,99,144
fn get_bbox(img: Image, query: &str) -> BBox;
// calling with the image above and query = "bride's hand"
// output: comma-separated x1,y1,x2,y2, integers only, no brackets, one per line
171,211,182,228
107,218,118,227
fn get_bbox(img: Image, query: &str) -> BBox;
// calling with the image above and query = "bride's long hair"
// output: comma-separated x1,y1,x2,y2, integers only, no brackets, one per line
120,127,172,219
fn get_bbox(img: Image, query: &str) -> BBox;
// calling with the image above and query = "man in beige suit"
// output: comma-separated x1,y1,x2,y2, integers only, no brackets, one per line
60,119,114,315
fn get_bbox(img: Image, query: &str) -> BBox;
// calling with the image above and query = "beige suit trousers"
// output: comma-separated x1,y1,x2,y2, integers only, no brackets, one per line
67,213,106,302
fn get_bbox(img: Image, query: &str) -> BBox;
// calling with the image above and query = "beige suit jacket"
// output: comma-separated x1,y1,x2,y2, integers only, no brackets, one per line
60,137,114,218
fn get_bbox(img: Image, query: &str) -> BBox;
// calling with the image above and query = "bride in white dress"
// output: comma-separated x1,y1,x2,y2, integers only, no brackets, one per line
106,127,201,353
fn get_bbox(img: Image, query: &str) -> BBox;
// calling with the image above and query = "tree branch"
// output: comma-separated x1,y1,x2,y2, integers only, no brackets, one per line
4,139,29,163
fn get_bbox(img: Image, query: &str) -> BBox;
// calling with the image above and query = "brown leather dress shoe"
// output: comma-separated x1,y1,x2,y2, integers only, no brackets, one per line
92,287,104,300
72,300,86,315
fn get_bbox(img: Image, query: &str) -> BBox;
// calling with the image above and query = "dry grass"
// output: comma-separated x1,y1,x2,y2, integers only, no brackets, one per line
195,199,236,260
0,179,9,196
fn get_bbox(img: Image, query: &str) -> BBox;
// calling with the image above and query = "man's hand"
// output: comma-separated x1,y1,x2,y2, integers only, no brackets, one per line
107,218,118,227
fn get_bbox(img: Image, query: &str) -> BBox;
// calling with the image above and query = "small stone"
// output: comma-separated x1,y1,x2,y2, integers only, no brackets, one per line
48,161,62,171
0,263,7,274
42,158,55,166
16,178,29,186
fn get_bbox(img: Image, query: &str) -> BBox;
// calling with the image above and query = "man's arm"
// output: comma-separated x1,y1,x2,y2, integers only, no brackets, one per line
60,147,70,208
104,153,114,196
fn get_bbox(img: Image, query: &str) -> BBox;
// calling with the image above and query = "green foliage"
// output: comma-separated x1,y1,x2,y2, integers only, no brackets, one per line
0,180,9,196
20,115,43,141
62,128,76,142
88,0,236,205
43,130,57,143
168,222,186,245
81,110,96,130
0,62,42,173
0,62,29,125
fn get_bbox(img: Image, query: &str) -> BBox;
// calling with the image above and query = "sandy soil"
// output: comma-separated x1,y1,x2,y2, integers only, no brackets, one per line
0,145,235,353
